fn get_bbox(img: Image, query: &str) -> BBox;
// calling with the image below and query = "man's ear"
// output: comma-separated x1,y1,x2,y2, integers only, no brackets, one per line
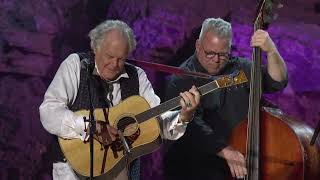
195,39,200,53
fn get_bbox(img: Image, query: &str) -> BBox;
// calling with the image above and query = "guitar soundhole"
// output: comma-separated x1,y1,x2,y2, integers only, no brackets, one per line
113,116,140,151
117,116,138,136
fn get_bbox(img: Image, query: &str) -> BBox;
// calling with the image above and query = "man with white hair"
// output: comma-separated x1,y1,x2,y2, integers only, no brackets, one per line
39,20,200,180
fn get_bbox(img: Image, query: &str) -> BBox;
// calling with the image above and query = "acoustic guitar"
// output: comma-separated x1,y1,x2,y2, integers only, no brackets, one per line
58,70,248,179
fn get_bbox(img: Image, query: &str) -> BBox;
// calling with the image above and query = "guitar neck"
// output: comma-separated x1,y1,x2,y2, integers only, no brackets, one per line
136,80,219,123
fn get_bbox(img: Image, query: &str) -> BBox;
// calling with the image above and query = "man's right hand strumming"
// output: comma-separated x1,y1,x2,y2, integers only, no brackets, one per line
93,121,118,145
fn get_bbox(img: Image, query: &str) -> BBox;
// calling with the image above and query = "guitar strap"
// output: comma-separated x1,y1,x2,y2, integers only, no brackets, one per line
97,78,119,174
93,63,140,178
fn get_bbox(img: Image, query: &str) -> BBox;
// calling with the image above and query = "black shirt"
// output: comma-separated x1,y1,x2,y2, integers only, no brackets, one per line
163,54,288,179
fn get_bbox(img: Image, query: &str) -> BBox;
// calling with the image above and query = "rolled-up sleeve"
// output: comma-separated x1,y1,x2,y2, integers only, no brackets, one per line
158,111,188,140
39,54,86,140
136,67,187,140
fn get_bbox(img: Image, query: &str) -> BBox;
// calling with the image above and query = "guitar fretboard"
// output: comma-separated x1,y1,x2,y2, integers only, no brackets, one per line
135,80,219,123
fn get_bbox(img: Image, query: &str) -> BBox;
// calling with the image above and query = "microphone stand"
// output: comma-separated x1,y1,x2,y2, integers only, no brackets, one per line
84,61,96,180
118,130,131,179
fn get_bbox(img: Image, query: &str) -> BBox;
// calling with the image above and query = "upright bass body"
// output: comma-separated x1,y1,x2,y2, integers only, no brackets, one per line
229,107,320,180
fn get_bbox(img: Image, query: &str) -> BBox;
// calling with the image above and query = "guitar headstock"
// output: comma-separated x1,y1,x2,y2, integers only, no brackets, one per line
215,70,248,88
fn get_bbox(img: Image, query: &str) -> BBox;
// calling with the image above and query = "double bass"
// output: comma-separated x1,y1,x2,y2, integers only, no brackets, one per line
228,0,320,179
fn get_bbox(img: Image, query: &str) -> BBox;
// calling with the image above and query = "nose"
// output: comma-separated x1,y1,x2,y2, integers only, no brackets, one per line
109,59,118,69
211,55,220,63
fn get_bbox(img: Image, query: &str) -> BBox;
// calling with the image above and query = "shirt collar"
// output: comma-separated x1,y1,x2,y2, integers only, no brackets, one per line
93,64,129,83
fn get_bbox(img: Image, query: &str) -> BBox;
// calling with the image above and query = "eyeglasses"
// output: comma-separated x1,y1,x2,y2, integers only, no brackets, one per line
201,43,230,61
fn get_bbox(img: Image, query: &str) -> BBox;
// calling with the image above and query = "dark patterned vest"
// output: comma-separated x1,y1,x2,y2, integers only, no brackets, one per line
70,52,139,111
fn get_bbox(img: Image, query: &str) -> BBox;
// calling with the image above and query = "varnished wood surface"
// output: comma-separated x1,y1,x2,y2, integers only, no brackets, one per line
228,107,320,180
58,96,162,178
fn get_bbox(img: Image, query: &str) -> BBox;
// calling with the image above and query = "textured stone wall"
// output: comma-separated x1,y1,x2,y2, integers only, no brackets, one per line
0,0,319,179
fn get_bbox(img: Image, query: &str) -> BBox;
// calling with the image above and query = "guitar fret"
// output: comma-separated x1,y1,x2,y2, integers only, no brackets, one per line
198,80,219,96
58,71,247,178
136,97,181,123
135,80,219,123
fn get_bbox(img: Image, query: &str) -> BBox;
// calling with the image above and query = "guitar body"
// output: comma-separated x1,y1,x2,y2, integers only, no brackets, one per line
56,70,248,179
228,108,320,180
58,95,162,179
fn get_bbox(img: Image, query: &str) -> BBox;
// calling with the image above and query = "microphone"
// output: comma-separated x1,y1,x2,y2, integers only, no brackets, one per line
118,130,131,154
81,58,94,74
82,58,93,65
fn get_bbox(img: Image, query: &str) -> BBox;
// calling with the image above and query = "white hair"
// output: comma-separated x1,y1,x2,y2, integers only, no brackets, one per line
199,18,232,48
88,20,137,53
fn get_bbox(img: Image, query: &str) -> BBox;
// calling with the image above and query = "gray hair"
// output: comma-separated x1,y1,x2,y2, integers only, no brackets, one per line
88,20,137,53
199,18,232,48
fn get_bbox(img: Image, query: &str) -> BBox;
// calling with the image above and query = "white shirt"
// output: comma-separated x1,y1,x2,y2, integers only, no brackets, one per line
39,53,187,180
